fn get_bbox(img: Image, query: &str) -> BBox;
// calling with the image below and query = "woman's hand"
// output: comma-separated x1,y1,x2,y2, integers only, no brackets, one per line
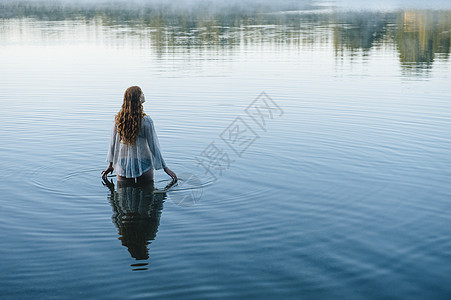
164,167,178,182
101,163,114,179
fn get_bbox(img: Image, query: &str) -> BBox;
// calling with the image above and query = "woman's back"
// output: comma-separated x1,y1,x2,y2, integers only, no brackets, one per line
102,86,177,183
107,115,167,178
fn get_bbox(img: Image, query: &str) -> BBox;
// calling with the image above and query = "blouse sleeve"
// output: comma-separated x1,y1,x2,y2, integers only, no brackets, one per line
146,117,167,170
106,123,117,163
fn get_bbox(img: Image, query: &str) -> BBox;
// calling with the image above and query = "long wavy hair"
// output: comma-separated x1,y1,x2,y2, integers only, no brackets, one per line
115,86,146,145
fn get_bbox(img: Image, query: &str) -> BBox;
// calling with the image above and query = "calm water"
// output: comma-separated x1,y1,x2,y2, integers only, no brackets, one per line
1,1,451,299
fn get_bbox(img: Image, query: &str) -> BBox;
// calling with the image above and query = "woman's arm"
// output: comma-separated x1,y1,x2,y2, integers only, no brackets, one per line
146,117,177,182
146,117,167,169
163,166,177,182
101,162,114,179
102,124,116,178
106,124,117,163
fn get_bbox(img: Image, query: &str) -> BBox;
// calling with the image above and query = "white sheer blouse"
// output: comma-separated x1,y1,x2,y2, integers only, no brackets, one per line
106,115,167,178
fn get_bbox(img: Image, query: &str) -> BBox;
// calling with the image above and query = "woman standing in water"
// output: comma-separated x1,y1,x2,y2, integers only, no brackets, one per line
102,86,177,184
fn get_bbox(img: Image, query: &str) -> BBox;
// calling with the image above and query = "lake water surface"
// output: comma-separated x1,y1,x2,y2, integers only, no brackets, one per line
1,1,451,299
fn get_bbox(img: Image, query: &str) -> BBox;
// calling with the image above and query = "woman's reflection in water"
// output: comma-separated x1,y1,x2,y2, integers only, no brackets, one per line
102,177,176,271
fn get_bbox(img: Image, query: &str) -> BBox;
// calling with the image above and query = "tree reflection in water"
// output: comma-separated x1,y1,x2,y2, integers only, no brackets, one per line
1,2,450,76
103,178,167,271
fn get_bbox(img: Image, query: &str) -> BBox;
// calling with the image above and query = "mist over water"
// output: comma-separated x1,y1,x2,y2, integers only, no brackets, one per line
4,0,451,10
1,0,450,299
